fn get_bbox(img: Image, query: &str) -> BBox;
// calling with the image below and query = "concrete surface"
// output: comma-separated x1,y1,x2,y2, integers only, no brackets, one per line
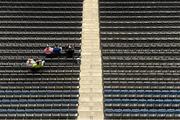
77,0,104,120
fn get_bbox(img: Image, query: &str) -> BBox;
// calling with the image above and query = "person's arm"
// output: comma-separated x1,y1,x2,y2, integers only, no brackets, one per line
26,61,29,66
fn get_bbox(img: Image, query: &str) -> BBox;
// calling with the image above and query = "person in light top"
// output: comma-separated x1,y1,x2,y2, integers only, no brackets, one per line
26,57,36,67
44,44,53,56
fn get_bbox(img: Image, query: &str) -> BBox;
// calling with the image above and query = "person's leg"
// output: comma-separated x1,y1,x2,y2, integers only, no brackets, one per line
41,60,45,66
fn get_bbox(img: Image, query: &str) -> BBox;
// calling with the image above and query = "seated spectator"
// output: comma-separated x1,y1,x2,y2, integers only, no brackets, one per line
32,58,45,70
64,44,69,50
65,44,75,58
26,57,45,71
44,44,53,57
53,44,62,55
26,57,36,68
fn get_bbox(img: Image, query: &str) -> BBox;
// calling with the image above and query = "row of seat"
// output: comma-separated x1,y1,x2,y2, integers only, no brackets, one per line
0,0,83,2
0,51,80,57
0,78,79,83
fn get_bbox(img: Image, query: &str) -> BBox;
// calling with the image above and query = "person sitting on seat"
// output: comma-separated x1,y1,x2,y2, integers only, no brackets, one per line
32,58,45,70
65,44,75,58
44,44,53,57
53,44,62,55
26,57,36,68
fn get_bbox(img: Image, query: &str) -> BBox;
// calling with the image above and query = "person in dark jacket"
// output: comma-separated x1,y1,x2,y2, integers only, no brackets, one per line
53,44,62,55
65,44,74,58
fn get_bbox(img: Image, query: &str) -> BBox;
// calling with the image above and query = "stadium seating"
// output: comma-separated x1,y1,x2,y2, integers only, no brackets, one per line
100,0,180,119
0,0,82,119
